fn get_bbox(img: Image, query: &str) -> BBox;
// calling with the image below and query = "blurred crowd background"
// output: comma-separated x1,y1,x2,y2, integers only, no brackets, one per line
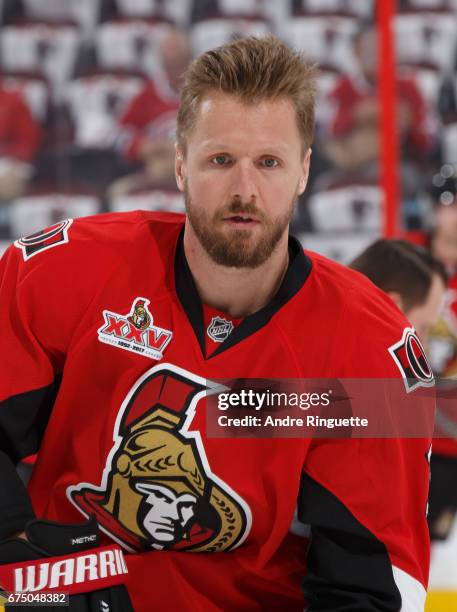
0,0,456,260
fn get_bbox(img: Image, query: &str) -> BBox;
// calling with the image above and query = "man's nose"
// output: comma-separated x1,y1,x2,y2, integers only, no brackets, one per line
230,160,259,203
165,502,180,520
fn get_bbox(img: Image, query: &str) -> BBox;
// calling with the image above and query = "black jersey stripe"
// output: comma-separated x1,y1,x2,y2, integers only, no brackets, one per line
298,471,402,611
0,375,62,462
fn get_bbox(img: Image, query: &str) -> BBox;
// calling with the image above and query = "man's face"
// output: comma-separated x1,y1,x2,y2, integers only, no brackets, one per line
175,92,310,268
355,29,378,82
136,482,197,544
406,273,446,340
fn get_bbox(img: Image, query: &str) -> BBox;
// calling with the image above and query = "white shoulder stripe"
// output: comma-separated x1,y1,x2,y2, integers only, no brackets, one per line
392,565,426,611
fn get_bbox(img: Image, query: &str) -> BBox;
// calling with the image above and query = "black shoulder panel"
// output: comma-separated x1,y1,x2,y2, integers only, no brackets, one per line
0,375,62,462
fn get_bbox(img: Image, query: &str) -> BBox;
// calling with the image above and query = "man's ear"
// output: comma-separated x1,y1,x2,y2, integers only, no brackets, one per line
175,144,186,192
298,148,312,195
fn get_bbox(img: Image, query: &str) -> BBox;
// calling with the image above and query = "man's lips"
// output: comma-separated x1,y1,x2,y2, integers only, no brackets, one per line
223,215,260,225
148,520,174,529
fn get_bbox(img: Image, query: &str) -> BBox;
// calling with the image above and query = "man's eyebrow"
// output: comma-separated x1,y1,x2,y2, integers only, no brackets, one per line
160,492,174,502
198,141,289,155
153,486,175,498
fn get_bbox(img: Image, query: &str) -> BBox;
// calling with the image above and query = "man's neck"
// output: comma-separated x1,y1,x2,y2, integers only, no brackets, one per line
183,224,290,319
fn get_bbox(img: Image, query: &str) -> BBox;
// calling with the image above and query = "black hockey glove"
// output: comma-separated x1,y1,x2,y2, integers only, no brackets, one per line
0,515,133,611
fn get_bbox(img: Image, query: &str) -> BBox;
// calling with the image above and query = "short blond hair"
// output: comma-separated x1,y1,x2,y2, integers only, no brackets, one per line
177,35,317,153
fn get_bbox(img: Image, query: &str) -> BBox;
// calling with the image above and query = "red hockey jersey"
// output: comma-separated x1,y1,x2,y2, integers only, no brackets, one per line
0,212,432,611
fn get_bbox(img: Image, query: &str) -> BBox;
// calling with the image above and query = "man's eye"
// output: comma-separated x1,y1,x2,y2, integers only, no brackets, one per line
152,491,170,501
211,155,229,165
261,158,279,168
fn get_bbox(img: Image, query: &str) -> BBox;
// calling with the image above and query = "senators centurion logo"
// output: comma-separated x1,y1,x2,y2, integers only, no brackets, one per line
67,364,252,553
388,327,435,392
98,297,172,361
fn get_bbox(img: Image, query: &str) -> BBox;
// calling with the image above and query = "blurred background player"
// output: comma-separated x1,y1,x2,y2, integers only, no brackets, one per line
350,239,446,342
350,239,457,547
425,168,457,544
427,174,457,381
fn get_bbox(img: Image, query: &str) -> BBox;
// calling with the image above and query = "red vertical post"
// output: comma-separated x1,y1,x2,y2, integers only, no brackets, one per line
378,0,399,237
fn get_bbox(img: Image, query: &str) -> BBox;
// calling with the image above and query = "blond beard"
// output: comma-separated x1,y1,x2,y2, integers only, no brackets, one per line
184,189,297,268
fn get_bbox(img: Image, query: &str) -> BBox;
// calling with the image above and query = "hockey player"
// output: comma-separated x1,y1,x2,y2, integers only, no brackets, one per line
350,240,455,542
350,239,446,342
0,36,434,610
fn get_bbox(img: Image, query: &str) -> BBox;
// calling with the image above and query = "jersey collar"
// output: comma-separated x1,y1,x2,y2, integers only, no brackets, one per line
174,228,312,359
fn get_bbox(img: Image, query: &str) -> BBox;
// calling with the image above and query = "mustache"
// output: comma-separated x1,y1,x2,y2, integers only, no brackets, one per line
216,200,265,220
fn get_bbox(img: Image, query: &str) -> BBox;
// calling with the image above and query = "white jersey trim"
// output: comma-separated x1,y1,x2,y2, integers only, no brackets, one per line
392,565,426,611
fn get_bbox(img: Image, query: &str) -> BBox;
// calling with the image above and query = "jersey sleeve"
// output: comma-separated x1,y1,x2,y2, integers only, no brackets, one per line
0,243,67,536
300,288,432,611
